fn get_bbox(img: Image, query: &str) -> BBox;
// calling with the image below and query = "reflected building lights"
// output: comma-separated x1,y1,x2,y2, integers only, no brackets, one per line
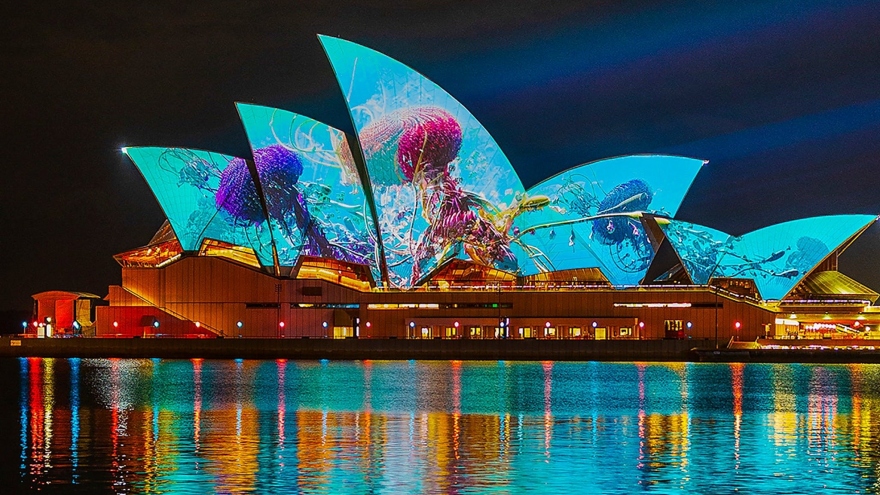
15,359,880,491
731,363,743,471
193,358,202,452
19,358,28,475
277,359,286,462
542,361,553,458
70,358,80,482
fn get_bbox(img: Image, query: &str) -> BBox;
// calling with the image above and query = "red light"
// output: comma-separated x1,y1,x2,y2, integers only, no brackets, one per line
279,322,285,328
113,321,119,328
365,321,371,328
454,321,459,328
734,321,741,329
638,322,645,328
854,321,861,328
32,321,38,328
545,321,551,328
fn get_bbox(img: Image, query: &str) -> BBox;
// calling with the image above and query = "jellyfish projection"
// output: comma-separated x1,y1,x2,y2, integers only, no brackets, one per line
659,215,876,299
123,36,879,299
124,147,276,267
786,237,829,275
321,34,526,288
395,107,462,183
360,107,463,187
216,157,264,224
508,156,703,285
236,102,379,273
591,179,653,251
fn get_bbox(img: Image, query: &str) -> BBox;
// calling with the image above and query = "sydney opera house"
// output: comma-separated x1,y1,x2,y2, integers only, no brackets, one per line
38,36,880,342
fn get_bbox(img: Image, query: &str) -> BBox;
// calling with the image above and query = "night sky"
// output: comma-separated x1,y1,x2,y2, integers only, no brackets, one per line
2,0,880,312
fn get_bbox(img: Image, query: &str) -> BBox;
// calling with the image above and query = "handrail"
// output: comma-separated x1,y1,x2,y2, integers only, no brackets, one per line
119,287,224,337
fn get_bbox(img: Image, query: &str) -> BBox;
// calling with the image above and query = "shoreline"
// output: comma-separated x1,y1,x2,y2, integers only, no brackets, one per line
4,336,880,363
0,336,697,361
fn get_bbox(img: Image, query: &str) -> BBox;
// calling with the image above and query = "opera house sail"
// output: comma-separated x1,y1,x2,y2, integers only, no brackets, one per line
67,35,877,342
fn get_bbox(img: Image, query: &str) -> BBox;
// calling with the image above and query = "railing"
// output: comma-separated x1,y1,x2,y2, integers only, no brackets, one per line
119,288,225,337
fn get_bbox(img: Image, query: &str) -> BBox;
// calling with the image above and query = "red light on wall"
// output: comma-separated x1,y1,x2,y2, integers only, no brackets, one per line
638,322,645,328
854,321,861,328
454,321,459,328
545,321,551,328
195,321,201,328
734,321,741,329
365,321,371,328
113,321,119,328
279,322,285,328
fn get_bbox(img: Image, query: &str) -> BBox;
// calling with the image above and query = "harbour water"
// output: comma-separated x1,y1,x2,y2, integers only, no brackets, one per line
8,358,880,493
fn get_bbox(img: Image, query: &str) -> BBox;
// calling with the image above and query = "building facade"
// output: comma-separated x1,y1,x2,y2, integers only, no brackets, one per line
45,36,880,341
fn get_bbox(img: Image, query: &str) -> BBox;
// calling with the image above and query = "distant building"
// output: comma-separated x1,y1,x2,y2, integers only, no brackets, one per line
89,36,877,341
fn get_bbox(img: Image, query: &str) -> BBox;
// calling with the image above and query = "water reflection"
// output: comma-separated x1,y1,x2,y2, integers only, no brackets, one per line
9,358,880,493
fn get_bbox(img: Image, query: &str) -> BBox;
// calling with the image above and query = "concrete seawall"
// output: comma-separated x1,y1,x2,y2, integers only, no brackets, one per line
0,337,701,361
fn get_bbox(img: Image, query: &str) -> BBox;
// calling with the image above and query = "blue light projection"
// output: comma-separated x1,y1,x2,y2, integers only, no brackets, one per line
236,103,379,276
511,155,704,285
660,215,877,299
320,35,526,288
124,147,275,266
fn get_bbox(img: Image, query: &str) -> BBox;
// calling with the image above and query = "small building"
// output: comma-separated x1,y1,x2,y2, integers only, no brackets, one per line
31,291,102,337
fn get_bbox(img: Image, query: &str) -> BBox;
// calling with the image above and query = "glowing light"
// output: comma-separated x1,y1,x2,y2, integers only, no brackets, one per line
153,320,160,328
279,321,285,328
735,321,741,329
638,322,645,328
613,302,692,308
32,321,38,328
322,321,328,328
409,321,415,328
113,321,119,328
365,321,371,328
195,321,201,328
545,321,551,328
454,321,459,328
21,321,27,329
236,321,243,328
592,321,598,328
686,321,693,329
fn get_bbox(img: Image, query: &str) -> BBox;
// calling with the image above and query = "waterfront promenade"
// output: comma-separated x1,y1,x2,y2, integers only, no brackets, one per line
0,336,697,361
5,336,880,362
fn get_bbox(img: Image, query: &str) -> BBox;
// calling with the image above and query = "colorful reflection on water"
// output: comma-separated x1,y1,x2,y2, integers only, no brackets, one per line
10,358,880,493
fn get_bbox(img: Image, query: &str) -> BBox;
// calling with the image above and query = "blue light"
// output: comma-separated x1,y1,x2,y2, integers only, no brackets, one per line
512,155,703,284
661,215,876,299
